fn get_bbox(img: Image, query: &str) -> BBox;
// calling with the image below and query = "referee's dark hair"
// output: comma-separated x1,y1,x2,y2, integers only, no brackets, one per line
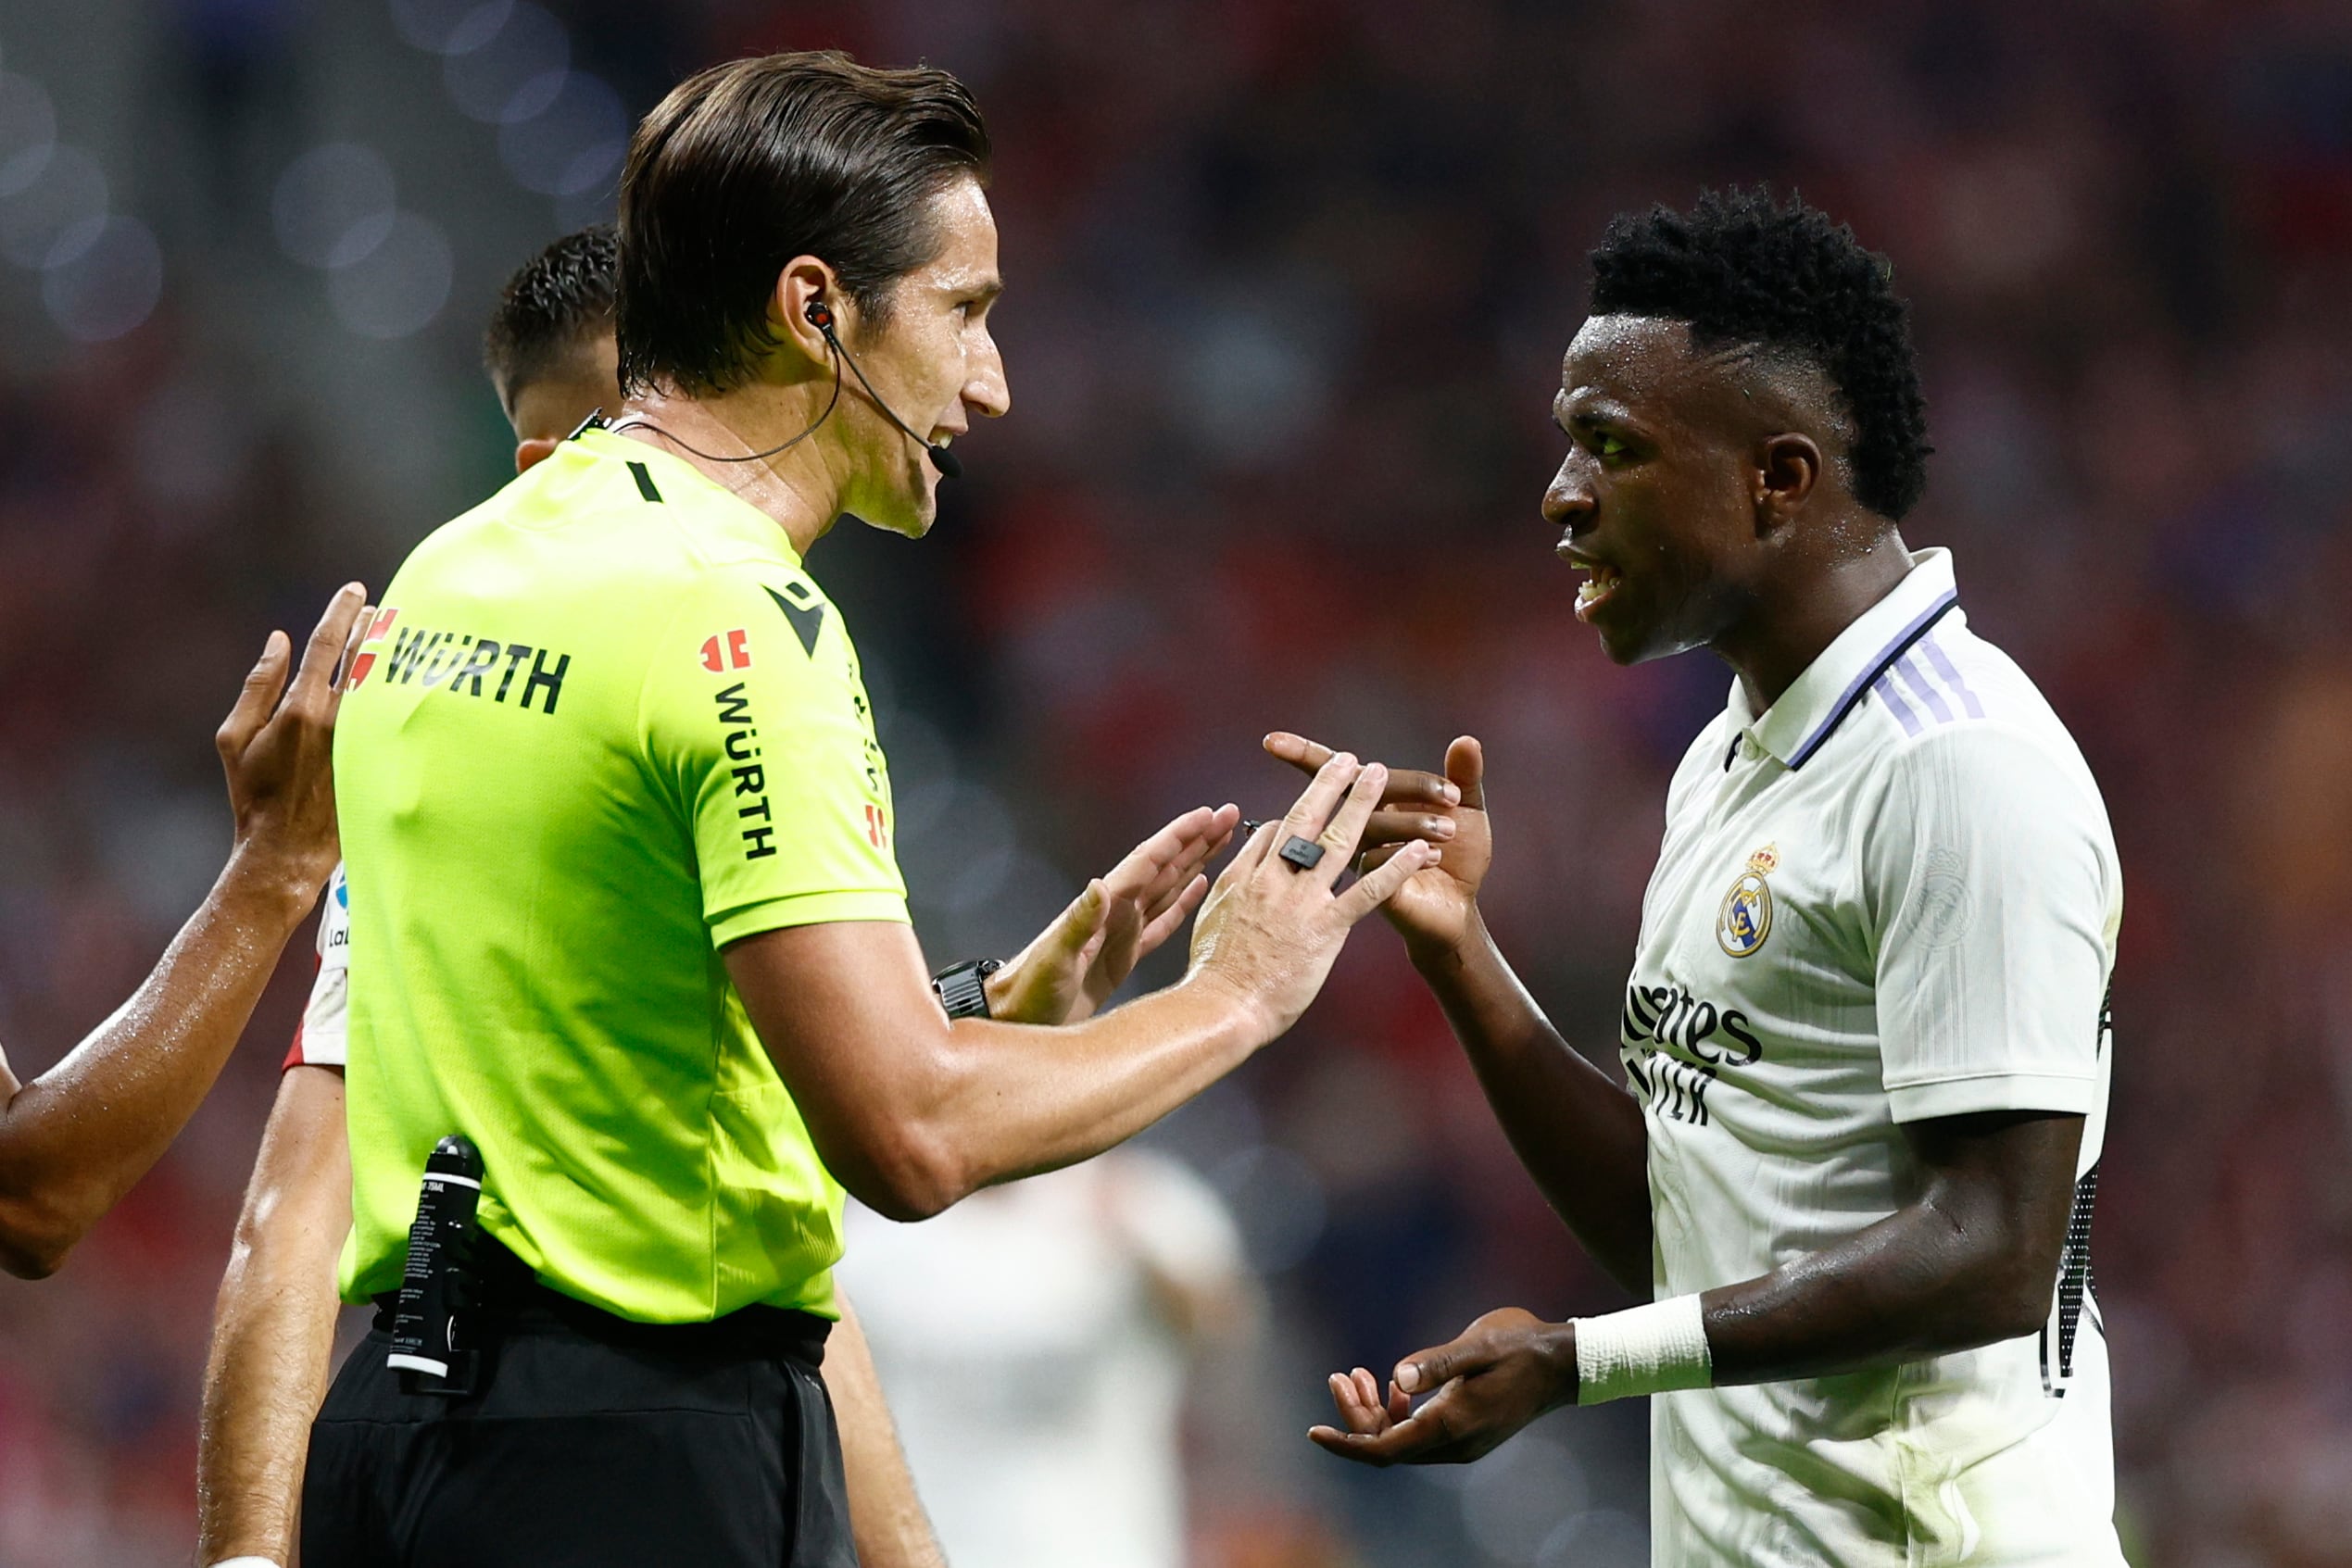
617,51,991,398
482,224,619,419
1589,188,1931,521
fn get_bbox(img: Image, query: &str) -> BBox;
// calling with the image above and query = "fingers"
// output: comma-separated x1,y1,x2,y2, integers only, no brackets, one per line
337,602,378,694
1262,731,1334,776
1308,1404,1456,1466
1276,751,1360,848
1393,1336,1472,1396
1325,1369,1387,1436
1266,732,1460,809
1331,840,1436,925
1135,873,1209,952
1309,762,1390,884
1361,808,1457,847
218,630,293,762
1107,805,1238,920
1445,735,1487,812
1218,816,1282,882
1051,880,1110,954
286,584,369,714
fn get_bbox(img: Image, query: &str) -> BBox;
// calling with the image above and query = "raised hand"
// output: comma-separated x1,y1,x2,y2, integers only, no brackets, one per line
1186,753,1436,1037
218,585,371,895
1262,732,1491,963
1308,1307,1575,1467
988,804,1242,1026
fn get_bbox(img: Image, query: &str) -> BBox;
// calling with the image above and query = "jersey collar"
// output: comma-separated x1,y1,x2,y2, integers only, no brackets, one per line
571,426,807,568
1728,547,1961,771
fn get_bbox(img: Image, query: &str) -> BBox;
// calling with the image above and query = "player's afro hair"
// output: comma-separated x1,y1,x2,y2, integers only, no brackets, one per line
483,224,619,412
1588,188,1931,521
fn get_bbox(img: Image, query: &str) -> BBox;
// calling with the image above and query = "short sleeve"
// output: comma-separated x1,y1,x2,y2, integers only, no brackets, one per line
1866,728,2115,1123
639,566,908,947
284,862,352,1069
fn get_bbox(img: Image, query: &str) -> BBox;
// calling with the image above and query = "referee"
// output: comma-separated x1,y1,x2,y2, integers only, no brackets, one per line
304,50,1428,1567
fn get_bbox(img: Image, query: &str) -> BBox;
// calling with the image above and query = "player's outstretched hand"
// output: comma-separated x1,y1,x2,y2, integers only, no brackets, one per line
1263,732,1491,964
1187,753,1436,1039
216,583,371,894
989,804,1243,1025
1309,1307,1575,1467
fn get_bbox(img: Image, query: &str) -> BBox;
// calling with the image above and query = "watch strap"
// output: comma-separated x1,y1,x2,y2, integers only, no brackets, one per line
931,958,1003,1020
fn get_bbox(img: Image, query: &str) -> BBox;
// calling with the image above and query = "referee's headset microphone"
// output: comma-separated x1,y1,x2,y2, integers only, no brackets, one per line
600,295,962,481
803,297,963,480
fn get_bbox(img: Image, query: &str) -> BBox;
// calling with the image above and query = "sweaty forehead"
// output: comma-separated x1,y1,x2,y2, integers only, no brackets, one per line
1560,315,1729,407
1560,314,1844,443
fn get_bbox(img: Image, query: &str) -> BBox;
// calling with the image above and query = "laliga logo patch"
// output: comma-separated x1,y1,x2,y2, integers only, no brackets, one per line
345,608,399,687
700,628,753,671
1716,844,1777,958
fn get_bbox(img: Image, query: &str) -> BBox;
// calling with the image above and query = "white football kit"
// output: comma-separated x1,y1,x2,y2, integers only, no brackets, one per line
1627,549,2124,1565
837,1154,1244,1568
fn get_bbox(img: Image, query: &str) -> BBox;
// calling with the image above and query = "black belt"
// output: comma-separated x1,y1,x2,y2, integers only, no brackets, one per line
371,1235,831,1370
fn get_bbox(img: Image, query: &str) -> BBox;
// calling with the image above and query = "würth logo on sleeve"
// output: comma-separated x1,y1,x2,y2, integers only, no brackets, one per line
712,683,777,860
700,629,753,671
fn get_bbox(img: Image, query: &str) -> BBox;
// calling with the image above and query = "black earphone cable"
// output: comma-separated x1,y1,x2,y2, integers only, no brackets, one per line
605,339,844,465
605,300,959,479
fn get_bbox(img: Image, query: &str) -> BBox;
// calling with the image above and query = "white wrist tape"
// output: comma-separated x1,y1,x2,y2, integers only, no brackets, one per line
206,1559,283,1568
1573,1293,1712,1404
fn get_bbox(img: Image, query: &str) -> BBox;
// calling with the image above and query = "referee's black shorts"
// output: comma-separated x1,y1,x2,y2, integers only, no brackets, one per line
302,1282,853,1568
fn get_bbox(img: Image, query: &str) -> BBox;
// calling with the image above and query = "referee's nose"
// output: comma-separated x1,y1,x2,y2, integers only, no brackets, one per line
964,329,1009,421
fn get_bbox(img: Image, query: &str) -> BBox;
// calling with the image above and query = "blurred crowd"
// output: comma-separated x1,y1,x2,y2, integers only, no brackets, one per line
0,0,2347,1563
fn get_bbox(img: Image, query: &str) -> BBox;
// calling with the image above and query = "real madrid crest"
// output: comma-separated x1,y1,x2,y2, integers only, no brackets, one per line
1717,844,1777,958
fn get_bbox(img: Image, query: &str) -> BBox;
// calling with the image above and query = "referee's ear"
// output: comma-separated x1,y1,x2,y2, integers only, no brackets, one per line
516,436,562,473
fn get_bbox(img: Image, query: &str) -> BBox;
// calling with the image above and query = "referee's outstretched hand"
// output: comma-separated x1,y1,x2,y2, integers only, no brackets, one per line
1263,732,1490,966
217,583,371,894
1185,753,1436,1040
989,804,1242,1025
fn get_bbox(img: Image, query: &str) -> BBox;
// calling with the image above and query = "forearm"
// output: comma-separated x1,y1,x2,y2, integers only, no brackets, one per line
1701,1200,2045,1386
1415,915,1652,1290
827,1297,945,1568
0,851,314,1275
197,1069,351,1565
880,974,1264,1214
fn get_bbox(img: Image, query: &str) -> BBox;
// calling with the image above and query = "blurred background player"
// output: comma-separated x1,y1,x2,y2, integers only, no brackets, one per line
841,1148,1256,1568
198,226,947,1568
1297,192,2125,1565
303,49,1428,1568
0,586,362,1283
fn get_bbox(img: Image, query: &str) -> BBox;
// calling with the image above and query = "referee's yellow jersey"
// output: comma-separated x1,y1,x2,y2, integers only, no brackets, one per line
333,427,905,1323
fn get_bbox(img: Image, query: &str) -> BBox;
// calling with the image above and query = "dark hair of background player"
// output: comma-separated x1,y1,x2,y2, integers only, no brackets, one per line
615,50,991,399
1588,187,1932,521
481,224,620,418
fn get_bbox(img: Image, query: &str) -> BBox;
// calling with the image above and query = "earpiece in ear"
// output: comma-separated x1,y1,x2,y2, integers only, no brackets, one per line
804,298,834,332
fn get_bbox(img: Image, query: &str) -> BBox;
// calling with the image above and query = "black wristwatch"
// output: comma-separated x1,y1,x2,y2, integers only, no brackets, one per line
930,958,1003,1020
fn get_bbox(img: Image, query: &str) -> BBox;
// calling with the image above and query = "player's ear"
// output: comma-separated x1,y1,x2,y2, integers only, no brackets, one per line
515,436,561,473
1753,432,1822,538
772,257,841,368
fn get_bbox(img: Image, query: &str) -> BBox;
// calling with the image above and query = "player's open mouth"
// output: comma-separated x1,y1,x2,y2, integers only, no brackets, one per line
1570,560,1622,621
